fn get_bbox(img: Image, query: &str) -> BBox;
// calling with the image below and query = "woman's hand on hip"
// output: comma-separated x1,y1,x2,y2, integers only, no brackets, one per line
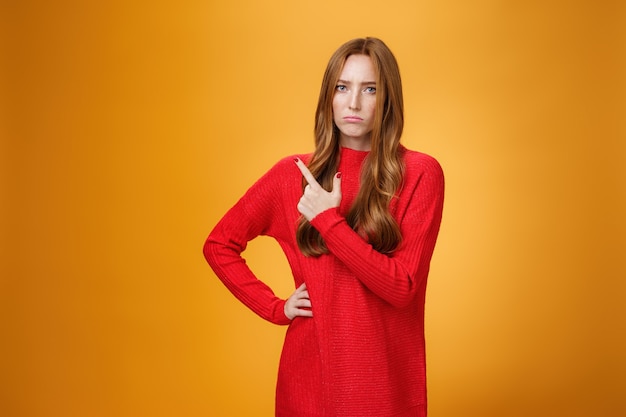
284,283,313,320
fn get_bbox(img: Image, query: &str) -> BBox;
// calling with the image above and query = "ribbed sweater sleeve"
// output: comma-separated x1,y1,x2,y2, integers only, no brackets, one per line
203,158,294,325
310,153,444,308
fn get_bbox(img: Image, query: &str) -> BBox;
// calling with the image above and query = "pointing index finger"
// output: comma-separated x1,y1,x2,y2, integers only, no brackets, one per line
294,158,321,188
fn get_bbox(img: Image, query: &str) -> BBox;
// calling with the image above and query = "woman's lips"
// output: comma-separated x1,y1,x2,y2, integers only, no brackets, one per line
343,116,363,122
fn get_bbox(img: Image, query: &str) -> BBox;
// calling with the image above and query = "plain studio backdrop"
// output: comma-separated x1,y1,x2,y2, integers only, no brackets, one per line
1,1,625,416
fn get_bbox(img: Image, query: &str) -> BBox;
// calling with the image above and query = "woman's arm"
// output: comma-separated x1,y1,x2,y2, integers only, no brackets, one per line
301,155,445,308
203,158,298,325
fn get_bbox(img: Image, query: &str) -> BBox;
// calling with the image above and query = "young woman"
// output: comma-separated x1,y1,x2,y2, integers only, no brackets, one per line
204,37,444,417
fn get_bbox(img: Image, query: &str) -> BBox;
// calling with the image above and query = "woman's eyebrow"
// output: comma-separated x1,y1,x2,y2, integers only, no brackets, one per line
337,79,376,85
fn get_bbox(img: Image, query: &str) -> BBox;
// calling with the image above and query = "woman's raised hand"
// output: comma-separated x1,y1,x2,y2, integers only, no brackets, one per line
294,158,342,221
284,283,313,320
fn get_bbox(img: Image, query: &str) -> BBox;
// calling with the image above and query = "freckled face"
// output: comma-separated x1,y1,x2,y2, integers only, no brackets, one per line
332,54,377,151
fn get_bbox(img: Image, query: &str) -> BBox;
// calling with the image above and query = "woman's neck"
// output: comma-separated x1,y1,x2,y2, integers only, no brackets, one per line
339,136,371,151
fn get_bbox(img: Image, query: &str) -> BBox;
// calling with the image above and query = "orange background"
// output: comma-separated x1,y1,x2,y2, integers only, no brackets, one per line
2,1,625,416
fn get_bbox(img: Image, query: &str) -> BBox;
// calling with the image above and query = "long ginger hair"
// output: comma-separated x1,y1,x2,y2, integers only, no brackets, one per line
296,37,405,257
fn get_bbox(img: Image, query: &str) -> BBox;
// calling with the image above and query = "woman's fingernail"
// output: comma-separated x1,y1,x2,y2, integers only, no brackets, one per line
294,157,299,163
336,172,342,179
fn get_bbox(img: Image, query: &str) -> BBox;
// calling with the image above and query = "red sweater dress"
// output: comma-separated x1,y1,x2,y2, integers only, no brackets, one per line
204,146,444,417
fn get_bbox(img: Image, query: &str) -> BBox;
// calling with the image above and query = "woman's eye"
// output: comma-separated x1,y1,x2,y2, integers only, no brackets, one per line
365,87,376,93
336,85,347,92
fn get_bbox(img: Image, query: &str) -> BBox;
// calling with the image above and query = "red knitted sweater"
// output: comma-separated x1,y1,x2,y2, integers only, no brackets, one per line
204,146,444,417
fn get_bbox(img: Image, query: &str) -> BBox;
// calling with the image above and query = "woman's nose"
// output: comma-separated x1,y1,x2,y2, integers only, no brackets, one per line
348,91,361,110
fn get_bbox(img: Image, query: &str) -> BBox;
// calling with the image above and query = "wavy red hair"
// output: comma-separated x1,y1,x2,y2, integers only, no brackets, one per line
296,37,405,257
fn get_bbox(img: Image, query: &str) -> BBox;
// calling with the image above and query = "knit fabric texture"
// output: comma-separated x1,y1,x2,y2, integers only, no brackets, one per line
204,146,444,417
